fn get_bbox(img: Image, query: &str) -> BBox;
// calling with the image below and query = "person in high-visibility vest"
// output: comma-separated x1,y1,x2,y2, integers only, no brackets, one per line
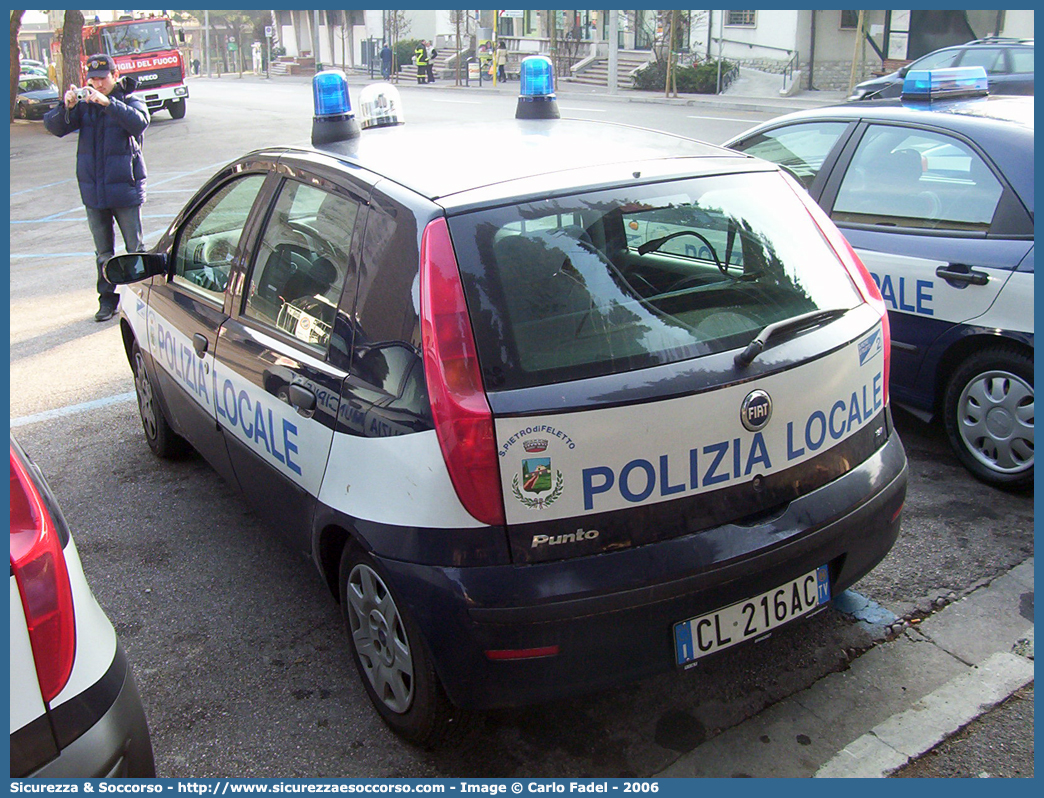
414,41,428,84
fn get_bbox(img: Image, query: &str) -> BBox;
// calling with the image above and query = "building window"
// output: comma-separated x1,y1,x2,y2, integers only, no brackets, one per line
726,10,756,27
840,10,859,30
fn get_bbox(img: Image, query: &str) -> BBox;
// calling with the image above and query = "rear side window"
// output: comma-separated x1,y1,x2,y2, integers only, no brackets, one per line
448,171,861,391
733,121,849,189
832,125,1003,231
1009,47,1034,74
959,47,1005,74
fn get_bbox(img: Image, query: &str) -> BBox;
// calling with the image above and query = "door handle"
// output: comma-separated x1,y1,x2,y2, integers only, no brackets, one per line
288,384,317,418
936,264,990,287
192,333,208,356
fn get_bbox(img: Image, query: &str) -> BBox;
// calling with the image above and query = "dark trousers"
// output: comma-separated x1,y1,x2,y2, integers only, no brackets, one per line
425,63,435,82
85,205,143,308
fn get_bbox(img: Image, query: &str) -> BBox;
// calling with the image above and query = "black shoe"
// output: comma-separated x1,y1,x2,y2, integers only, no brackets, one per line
94,304,117,322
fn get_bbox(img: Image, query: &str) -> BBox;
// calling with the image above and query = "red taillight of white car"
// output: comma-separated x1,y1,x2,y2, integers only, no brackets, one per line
10,445,76,702
782,175,891,405
419,217,506,527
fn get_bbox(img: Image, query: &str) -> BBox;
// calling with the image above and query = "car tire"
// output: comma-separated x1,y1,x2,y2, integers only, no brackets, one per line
943,347,1033,490
168,99,186,119
339,546,475,749
131,341,190,459
17,103,27,119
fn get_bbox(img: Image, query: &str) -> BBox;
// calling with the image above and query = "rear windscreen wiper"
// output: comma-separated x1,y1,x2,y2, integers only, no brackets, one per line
735,308,848,367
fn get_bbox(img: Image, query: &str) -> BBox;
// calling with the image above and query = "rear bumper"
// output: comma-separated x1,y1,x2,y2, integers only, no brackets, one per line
379,430,907,710
31,646,155,778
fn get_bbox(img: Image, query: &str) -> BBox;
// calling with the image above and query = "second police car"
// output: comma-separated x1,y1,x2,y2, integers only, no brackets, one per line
727,67,1034,490
105,61,907,747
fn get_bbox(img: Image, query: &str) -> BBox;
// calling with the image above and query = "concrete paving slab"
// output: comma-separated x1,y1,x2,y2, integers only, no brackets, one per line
790,634,967,733
816,652,1034,777
914,573,1034,666
1007,557,1034,590
656,697,837,777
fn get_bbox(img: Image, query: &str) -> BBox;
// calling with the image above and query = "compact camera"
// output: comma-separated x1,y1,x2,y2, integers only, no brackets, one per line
75,87,92,101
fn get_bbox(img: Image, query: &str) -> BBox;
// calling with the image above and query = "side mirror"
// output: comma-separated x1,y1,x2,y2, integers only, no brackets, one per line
178,29,186,44
104,252,167,285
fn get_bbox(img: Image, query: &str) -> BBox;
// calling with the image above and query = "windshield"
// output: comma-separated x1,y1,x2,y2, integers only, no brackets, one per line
102,20,173,55
19,78,54,93
448,171,862,390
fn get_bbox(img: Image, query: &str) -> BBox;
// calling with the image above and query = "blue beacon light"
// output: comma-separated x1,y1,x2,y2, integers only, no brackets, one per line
311,69,360,147
516,55,560,120
901,66,988,101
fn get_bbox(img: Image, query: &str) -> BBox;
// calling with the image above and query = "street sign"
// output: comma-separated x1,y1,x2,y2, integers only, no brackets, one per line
265,26,273,38
500,10,524,18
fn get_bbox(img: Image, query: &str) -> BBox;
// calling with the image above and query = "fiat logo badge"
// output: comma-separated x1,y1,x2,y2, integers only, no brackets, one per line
741,390,772,432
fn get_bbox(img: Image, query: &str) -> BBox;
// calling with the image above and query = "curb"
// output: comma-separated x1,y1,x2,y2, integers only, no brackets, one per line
814,651,1035,778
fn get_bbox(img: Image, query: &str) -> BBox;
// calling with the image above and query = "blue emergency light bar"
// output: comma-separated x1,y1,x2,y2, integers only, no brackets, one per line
311,69,360,147
516,55,560,120
902,66,989,100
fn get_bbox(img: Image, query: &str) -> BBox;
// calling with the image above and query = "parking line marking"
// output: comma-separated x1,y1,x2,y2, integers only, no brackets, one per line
10,180,74,196
9,252,95,259
11,392,137,428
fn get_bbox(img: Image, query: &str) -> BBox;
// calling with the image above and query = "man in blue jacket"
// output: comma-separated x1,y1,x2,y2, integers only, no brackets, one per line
45,54,150,321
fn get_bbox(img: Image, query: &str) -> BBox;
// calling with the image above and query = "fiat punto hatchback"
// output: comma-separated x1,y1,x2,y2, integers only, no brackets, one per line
105,69,907,747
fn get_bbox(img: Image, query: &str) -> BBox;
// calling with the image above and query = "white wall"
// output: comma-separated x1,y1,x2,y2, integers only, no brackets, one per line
1002,9,1034,37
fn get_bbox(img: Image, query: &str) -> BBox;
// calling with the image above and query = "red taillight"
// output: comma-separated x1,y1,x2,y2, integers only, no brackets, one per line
419,218,506,527
781,175,891,406
10,445,76,703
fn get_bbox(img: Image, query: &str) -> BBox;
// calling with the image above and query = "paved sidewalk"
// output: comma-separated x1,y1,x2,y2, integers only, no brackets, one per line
655,559,1034,778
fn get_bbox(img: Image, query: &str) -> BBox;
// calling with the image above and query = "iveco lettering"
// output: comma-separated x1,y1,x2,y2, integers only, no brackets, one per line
104,64,907,748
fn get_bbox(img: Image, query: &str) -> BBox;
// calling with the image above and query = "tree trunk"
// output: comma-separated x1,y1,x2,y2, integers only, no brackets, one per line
60,9,85,93
10,10,25,123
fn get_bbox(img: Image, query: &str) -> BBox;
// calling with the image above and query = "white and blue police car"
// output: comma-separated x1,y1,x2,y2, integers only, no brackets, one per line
104,63,907,747
727,67,1033,490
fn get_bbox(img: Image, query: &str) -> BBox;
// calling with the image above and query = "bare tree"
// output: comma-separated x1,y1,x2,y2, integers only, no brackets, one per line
10,10,24,123
664,10,679,97
548,10,584,80
449,10,468,85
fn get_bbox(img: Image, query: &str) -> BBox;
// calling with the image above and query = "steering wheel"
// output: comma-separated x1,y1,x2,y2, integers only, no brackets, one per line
638,230,728,276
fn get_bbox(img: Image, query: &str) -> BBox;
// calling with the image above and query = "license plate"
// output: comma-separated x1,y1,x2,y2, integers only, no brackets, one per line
674,565,830,667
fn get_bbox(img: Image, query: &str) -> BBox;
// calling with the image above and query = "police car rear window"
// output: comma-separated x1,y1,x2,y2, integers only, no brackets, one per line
448,171,862,391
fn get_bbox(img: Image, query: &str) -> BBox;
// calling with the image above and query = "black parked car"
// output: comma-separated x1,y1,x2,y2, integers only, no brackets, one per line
849,37,1034,101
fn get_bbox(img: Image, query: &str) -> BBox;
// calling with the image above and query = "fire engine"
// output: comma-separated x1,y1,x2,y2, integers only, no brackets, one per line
80,14,189,119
